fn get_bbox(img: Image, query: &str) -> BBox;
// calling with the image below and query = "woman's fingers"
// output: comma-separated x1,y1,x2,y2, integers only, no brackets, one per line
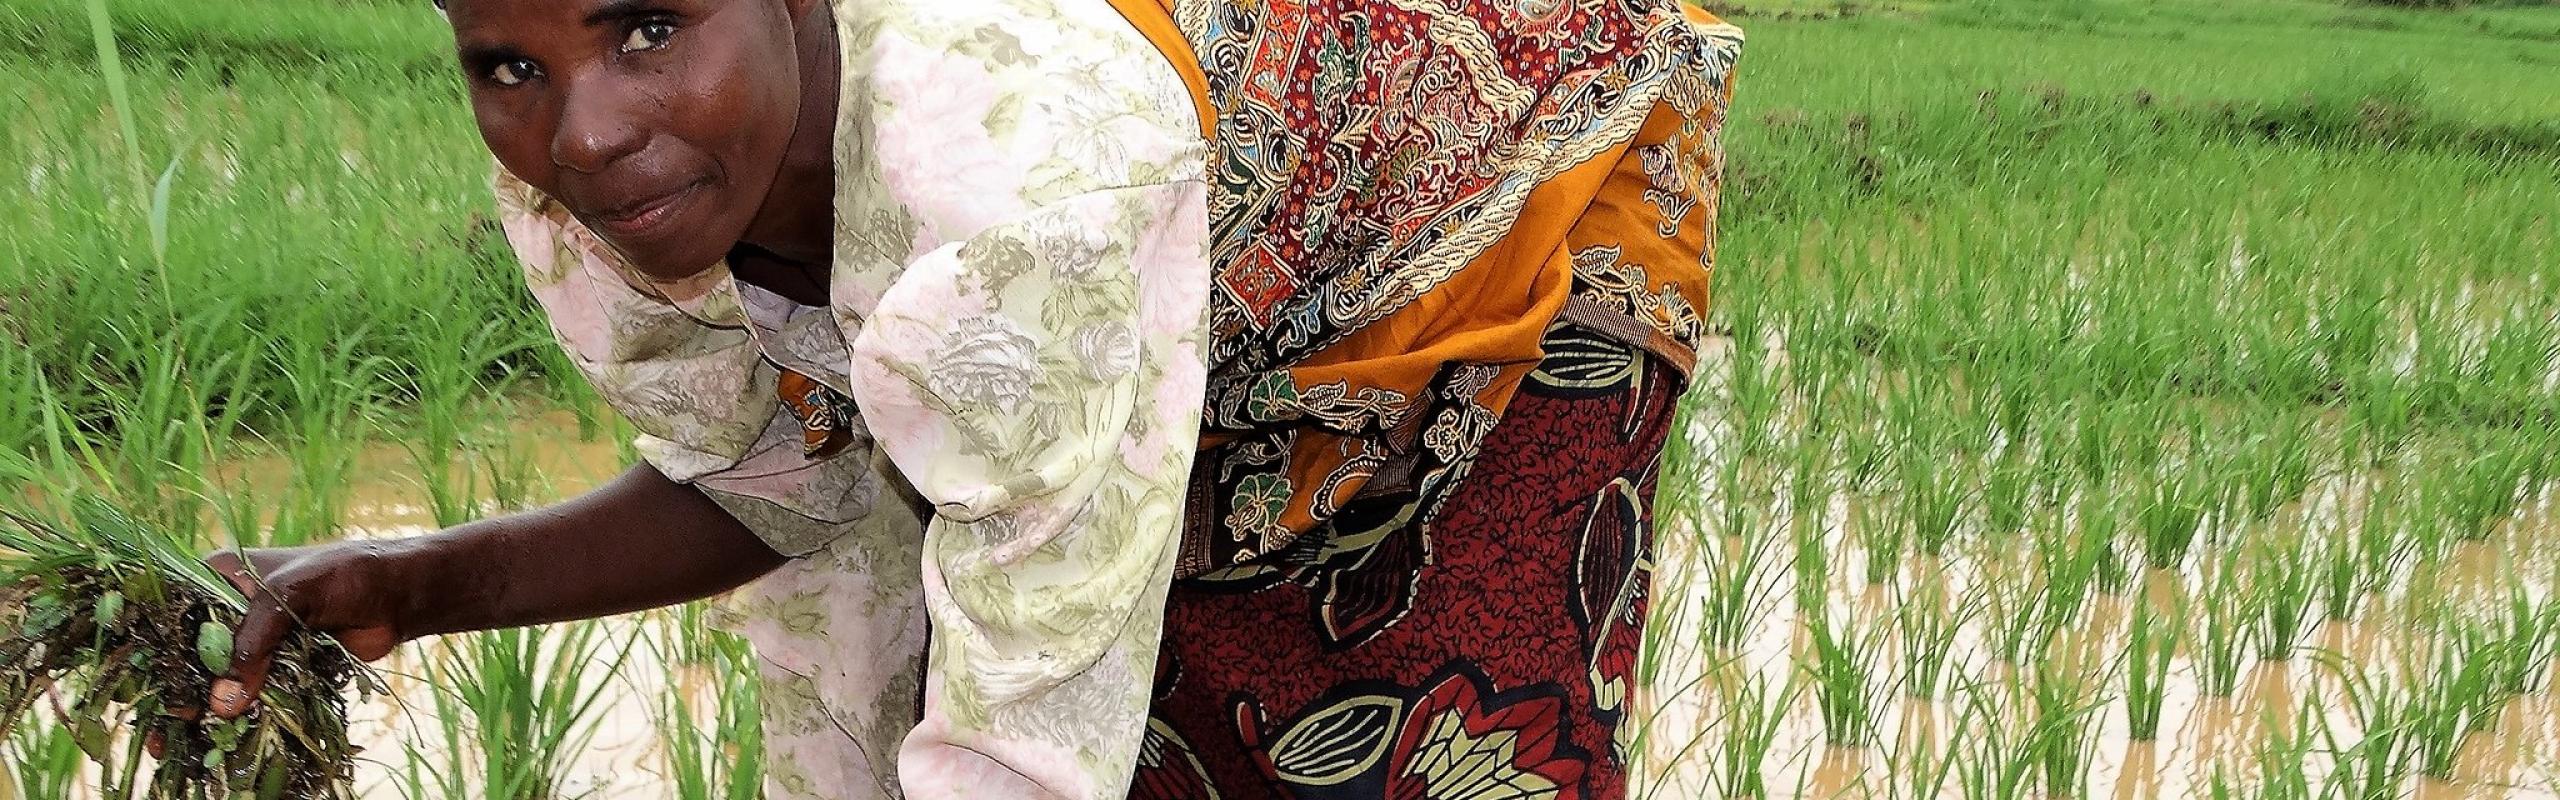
198,545,405,718
200,549,262,718
212,619,287,718
209,568,296,719
337,625,400,662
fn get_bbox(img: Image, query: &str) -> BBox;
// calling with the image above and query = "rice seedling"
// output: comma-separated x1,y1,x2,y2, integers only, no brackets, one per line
1654,396,1712,536
423,621,635,800
2017,643,2109,799
1850,489,1904,590
1722,339,1786,471
1687,397,1788,653
2475,580,2558,702
2249,534,2318,661
1977,453,2033,539
2203,766,2241,800
2124,583,2181,741
1785,426,1841,559
1893,577,1970,701
2078,492,2134,596
1804,609,1888,747
2317,648,2415,800
2342,371,2423,470
2432,435,2536,544
1879,707,1961,800
1980,553,2046,666
1834,415,1895,497
2195,552,2256,698
2031,501,2118,650
2248,696,2320,800
238,336,392,549
648,614,764,800
1898,455,1970,560
2061,401,2124,492
2222,413,2322,525
398,345,541,530
1789,494,1834,619
2136,468,2212,572
2316,491,2404,624
1696,667,1795,800
1943,677,2032,800
2318,567,2547,793
2401,616,2510,782
1695,504,1786,655
0,500,379,798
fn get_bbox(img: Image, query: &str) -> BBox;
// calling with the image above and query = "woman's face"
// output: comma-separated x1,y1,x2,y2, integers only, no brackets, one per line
445,0,807,280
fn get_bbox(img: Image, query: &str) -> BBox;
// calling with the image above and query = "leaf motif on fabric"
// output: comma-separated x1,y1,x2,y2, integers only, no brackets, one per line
1266,696,1405,786
1384,670,1587,800
929,315,1042,414
1223,473,1292,544
1130,718,1225,800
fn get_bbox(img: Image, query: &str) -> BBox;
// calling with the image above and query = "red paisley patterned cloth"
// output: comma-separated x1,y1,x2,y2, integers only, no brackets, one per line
1138,319,1683,799
1164,0,1743,576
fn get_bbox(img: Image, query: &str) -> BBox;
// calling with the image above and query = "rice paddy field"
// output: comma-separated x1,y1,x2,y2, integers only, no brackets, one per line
2,0,2556,796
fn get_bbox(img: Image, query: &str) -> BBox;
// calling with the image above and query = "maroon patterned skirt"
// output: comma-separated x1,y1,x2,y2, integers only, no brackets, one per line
1135,321,1683,799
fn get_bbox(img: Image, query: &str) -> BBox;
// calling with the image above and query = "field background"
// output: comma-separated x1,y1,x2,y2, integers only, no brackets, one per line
3,0,2558,796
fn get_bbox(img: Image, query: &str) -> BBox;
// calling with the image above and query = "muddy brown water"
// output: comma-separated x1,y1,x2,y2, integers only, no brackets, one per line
16,404,2560,798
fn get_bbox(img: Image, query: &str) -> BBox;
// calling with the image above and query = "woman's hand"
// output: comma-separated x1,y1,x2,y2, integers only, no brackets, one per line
182,463,787,721
201,543,413,719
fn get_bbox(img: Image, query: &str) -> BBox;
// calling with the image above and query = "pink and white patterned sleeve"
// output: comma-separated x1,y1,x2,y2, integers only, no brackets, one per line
828,3,1215,795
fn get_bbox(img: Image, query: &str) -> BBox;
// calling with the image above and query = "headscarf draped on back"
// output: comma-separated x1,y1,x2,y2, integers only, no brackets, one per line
1168,0,1744,576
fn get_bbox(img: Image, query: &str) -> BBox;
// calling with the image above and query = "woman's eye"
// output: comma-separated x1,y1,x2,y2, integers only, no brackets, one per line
621,21,676,54
490,59,540,86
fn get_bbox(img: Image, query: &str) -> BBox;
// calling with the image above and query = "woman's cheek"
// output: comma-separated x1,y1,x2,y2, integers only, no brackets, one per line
474,104,557,190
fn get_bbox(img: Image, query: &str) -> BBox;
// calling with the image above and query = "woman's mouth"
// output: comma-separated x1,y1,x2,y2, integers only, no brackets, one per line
590,180,706,238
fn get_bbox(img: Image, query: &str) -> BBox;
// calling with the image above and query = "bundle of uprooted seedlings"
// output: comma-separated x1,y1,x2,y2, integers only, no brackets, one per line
1,500,381,799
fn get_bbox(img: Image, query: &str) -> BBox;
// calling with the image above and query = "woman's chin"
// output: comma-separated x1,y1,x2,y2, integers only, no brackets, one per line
586,221,737,284
619,249,733,285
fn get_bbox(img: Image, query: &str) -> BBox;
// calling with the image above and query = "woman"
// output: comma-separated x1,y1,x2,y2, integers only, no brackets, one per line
196,0,1740,796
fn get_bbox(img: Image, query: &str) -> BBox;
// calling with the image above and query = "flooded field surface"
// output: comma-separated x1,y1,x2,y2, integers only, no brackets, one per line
1635,337,2560,799
174,371,2560,800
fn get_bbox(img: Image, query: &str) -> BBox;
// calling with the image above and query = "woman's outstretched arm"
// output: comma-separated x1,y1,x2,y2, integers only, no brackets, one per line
202,462,784,718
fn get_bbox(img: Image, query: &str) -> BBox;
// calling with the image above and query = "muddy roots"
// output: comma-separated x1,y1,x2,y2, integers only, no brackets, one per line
1,501,380,799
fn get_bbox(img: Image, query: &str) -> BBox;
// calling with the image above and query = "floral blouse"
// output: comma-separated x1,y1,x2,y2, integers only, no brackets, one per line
491,0,1212,796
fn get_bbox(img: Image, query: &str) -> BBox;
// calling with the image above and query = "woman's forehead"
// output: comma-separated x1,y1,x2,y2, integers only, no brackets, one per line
440,0,735,27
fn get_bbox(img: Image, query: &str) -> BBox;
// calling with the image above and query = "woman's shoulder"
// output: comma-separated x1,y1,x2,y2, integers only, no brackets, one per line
833,0,1207,221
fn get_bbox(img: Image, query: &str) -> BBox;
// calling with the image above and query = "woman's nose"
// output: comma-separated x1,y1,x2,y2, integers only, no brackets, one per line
550,81,645,175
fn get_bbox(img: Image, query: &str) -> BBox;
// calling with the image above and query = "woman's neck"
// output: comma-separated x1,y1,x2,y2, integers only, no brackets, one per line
732,0,840,283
